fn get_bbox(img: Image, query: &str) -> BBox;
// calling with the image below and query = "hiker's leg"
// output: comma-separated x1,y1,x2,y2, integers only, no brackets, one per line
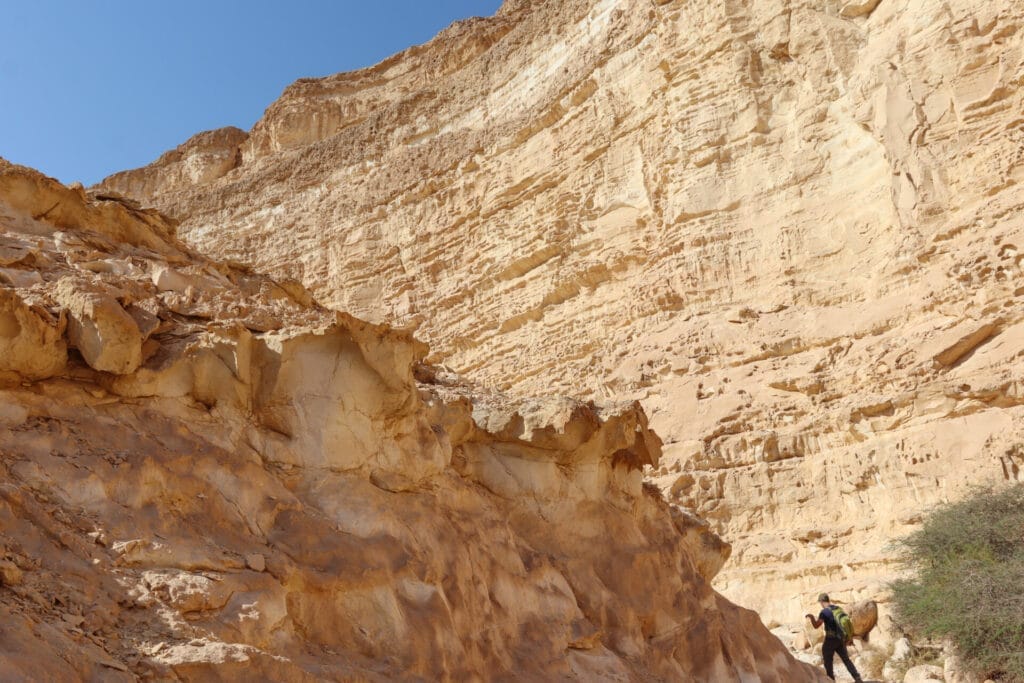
821,637,837,679
836,641,861,681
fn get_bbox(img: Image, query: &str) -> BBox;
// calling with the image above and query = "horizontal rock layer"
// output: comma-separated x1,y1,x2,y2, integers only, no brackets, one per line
99,0,1024,628
0,161,822,680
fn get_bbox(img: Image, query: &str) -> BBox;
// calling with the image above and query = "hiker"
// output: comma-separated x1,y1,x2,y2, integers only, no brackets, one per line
805,593,863,682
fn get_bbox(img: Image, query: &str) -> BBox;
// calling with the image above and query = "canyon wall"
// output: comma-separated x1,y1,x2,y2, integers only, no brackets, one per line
100,0,1024,629
0,160,822,680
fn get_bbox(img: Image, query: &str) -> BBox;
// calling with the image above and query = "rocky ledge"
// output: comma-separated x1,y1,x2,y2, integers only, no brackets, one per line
0,160,823,680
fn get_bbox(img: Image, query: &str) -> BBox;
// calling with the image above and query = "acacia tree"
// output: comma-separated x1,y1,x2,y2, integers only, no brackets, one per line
891,483,1024,681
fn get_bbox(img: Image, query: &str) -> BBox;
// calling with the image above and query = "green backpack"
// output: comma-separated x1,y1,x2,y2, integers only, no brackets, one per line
829,605,854,644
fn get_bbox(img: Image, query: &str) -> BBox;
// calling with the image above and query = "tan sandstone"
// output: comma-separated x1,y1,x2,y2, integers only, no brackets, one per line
98,0,1024,636
0,161,823,679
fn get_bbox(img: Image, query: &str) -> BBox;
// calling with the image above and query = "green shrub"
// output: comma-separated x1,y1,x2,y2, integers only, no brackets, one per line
890,483,1024,681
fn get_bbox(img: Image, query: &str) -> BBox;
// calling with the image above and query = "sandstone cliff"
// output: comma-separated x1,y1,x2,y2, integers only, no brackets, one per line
0,161,822,680
99,0,1024,632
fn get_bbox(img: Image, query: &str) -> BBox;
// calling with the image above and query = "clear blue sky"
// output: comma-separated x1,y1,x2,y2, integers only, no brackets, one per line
0,1,503,186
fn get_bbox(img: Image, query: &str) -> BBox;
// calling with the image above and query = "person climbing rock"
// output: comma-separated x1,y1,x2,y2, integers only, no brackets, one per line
805,593,863,682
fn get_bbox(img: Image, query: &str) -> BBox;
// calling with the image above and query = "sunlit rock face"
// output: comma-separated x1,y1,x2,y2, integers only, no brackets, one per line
100,0,1024,631
0,160,824,680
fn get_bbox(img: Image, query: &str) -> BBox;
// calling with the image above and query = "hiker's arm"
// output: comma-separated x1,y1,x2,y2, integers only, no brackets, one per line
804,614,822,629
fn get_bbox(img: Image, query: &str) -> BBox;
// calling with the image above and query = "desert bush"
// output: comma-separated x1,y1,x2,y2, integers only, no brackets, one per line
890,483,1024,681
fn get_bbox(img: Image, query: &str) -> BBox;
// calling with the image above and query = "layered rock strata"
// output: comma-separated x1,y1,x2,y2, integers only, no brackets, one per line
0,161,822,680
99,0,1024,628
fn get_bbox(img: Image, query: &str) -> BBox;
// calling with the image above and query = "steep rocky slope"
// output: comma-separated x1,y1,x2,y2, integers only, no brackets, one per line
0,161,823,680
100,0,1024,630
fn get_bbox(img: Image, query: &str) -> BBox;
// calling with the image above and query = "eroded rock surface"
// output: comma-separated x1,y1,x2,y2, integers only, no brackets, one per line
0,161,823,680
99,0,1024,630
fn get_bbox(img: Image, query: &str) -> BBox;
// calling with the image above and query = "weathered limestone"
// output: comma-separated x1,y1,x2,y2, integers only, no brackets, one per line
98,0,1024,634
55,278,143,374
100,127,247,201
0,163,824,679
0,288,66,380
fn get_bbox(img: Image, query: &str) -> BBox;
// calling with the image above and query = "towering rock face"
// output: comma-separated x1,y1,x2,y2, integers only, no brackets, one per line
0,161,822,680
100,0,1024,628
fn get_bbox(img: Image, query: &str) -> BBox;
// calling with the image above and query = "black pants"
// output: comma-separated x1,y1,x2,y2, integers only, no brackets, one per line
822,636,860,680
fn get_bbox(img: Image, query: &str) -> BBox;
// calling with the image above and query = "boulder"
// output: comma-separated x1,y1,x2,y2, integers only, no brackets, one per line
847,600,879,641
944,653,983,683
55,279,142,374
892,637,914,661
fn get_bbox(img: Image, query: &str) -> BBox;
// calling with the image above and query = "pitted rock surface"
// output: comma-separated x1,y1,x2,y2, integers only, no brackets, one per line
0,160,824,680
99,0,1024,629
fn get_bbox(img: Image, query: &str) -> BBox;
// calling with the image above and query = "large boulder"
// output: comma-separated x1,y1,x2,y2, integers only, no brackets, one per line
55,278,142,374
847,600,879,641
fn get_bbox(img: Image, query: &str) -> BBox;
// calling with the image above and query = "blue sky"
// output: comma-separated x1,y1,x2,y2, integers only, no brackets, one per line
0,1,503,185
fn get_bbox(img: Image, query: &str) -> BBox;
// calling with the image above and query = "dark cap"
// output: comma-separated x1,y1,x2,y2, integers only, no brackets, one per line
817,593,830,603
